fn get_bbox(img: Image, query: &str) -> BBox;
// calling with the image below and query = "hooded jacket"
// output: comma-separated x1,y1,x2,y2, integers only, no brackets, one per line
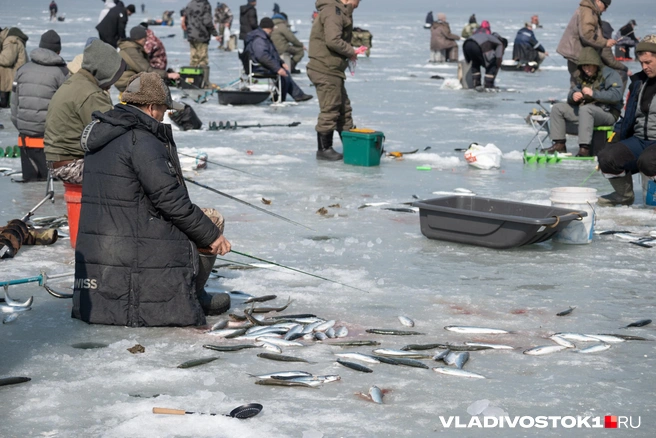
184,0,218,43
10,48,69,137
557,0,607,63
0,28,29,92
115,40,167,92
72,104,220,327
618,72,656,141
430,20,459,52
272,15,303,55
239,2,258,40
245,28,283,73
44,40,124,162
96,0,129,48
307,0,355,79
513,26,545,63
567,48,623,118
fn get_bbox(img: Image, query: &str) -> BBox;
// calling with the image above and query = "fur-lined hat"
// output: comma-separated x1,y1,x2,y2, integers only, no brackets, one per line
122,72,184,110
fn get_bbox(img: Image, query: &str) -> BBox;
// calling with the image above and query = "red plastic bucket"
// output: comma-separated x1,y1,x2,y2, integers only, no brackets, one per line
63,183,82,248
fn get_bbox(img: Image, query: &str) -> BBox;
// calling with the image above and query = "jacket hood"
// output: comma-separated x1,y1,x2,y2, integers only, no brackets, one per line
579,0,601,13
245,27,269,46
577,47,603,66
29,48,66,66
7,27,29,43
316,0,346,13
83,39,126,88
272,13,286,21
240,4,255,14
82,104,168,153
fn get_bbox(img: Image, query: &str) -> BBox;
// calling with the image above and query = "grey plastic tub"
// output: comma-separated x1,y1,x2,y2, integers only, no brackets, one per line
413,196,587,249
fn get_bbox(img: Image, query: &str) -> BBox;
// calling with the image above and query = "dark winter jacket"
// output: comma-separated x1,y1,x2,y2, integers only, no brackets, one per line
72,104,220,327
512,27,544,63
307,0,355,79
464,32,504,66
430,20,459,52
567,48,623,118
556,0,607,63
245,28,283,73
239,3,258,40
618,72,656,141
96,1,129,48
184,0,218,43
272,15,303,55
11,48,69,137
115,40,167,92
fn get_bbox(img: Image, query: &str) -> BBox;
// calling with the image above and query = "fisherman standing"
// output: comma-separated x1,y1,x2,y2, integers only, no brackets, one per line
72,72,231,327
96,2,136,48
214,2,234,50
49,1,58,21
0,27,29,109
307,0,362,161
239,0,258,42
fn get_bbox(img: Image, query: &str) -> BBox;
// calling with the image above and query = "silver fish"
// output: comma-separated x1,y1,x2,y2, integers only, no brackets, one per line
3,313,19,324
372,349,432,359
445,351,469,369
255,378,321,388
257,353,314,363
585,334,625,344
235,332,282,341
432,367,486,379
325,327,336,338
202,344,256,352
620,319,652,329
336,359,373,373
302,333,315,340
254,337,304,347
177,357,219,369
549,336,576,348
369,385,384,404
578,343,611,354
398,316,415,327
554,333,600,342
3,288,33,308
366,329,425,336
334,326,349,338
284,324,304,340
314,320,336,332
433,349,451,361
209,319,229,331
1,304,31,314
314,332,328,341
556,306,576,316
248,371,313,380
464,342,514,350
207,328,248,338
246,326,287,336
390,357,429,369
255,341,283,353
335,353,380,364
523,345,568,356
444,326,511,334
302,321,325,334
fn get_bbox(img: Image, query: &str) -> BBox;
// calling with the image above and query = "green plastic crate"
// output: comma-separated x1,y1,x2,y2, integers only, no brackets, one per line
179,67,203,75
342,130,385,167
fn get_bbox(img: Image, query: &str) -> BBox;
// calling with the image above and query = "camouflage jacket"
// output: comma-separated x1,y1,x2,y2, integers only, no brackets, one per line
184,0,218,43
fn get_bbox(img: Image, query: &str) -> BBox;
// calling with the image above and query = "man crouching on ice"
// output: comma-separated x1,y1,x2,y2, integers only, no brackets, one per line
72,72,231,327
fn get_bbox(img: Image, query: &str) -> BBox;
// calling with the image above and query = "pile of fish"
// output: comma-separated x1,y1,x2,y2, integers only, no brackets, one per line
1,286,33,324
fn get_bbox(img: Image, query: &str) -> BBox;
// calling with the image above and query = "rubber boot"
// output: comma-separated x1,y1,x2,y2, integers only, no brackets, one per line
598,174,635,207
576,144,591,157
484,76,497,89
196,254,231,315
472,73,482,89
546,140,567,154
0,92,10,109
316,131,343,161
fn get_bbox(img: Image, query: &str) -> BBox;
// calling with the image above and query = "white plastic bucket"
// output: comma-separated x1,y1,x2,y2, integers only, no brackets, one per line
640,174,656,206
550,187,597,244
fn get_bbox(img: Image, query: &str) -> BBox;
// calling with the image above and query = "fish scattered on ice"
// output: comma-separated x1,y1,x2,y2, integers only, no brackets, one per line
329,340,380,347
366,328,425,336
444,326,512,335
0,377,31,387
255,378,321,388
432,367,486,379
177,357,219,369
444,351,469,369
556,307,576,316
464,342,514,350
202,344,257,352
369,385,384,404
336,359,373,373
554,333,600,342
2,313,19,324
620,319,652,329
372,349,432,359
549,336,576,348
335,353,380,364
248,371,313,380
577,344,611,354
584,334,625,344
398,316,415,327
257,353,314,363
523,345,569,356
255,341,283,353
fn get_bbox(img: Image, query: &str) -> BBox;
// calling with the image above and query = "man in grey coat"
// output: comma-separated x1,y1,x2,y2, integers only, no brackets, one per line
184,0,220,67
11,30,69,182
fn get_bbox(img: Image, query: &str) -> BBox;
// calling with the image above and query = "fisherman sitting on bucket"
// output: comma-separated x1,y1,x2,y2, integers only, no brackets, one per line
512,22,547,70
547,47,623,157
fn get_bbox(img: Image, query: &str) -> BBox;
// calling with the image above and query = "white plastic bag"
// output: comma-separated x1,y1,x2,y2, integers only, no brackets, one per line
464,143,502,169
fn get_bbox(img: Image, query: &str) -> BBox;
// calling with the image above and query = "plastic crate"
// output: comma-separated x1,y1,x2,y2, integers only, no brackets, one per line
341,129,385,167
413,196,587,249
179,66,204,89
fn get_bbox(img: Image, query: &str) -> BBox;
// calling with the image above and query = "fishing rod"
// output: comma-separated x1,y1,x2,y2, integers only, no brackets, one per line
177,151,261,178
183,177,314,230
208,121,301,131
229,249,369,293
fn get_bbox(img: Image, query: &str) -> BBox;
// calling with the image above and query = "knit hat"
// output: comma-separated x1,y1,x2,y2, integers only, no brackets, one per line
636,34,656,54
122,72,185,110
599,0,611,7
126,4,136,13
248,0,256,4
260,17,274,29
469,14,476,24
82,39,126,89
39,29,61,53
130,25,147,41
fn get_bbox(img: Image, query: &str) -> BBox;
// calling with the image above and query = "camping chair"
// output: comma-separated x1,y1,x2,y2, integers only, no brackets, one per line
238,50,282,104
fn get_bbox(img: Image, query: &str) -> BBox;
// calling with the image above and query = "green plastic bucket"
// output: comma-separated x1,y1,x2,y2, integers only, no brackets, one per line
342,130,385,167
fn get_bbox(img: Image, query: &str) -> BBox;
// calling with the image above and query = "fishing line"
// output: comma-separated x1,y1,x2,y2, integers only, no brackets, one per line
579,167,598,186
177,151,262,177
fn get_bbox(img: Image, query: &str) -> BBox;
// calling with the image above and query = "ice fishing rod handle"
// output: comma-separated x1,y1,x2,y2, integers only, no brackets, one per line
153,408,187,415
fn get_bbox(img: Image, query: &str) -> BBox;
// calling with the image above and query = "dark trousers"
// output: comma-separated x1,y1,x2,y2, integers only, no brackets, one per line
254,67,303,102
598,137,656,176
463,41,498,80
19,147,48,182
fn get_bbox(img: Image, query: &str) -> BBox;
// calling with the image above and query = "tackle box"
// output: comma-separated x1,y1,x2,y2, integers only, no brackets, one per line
179,66,205,89
341,129,385,167
413,196,587,249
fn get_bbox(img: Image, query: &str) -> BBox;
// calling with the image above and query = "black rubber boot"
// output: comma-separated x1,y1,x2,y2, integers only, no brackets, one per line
0,92,10,109
472,73,482,88
598,174,635,207
316,131,343,161
576,144,591,157
196,254,230,315
484,76,497,89
547,140,567,154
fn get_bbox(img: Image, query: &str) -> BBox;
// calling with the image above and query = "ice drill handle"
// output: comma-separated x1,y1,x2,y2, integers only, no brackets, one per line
153,408,187,415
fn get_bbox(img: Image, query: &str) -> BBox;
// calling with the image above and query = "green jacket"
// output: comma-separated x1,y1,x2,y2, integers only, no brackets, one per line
271,18,303,55
0,28,29,92
44,69,113,161
115,40,167,92
307,0,355,79
461,22,479,39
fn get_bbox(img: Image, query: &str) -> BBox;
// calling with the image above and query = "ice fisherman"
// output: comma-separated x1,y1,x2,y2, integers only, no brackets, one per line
547,47,623,157
307,0,362,161
512,22,547,69
601,21,629,92
430,13,460,63
463,26,506,89
11,30,69,182
71,72,231,327
461,14,478,39
615,20,639,60
239,0,258,42
183,0,220,71
141,22,168,70
244,18,312,103
272,12,306,74
597,35,656,206
44,39,126,184
0,27,29,109
49,1,58,21
96,1,136,48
